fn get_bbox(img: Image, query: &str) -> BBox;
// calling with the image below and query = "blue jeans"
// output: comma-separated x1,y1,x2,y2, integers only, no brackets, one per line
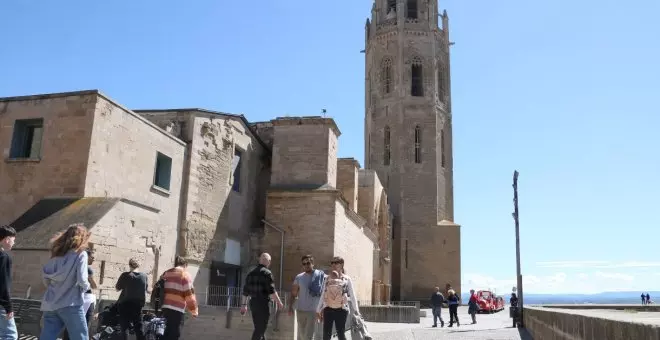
0,310,17,340
40,305,88,340
432,306,444,326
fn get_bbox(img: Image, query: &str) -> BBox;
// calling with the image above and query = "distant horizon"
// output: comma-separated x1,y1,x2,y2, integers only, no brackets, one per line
461,290,660,296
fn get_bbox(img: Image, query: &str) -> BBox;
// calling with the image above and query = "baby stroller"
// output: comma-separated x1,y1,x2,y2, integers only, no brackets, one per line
91,303,122,340
142,312,166,340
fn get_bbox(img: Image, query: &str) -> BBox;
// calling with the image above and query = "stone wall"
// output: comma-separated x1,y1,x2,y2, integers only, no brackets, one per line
182,306,351,340
337,158,359,212
262,190,336,290
333,200,375,302
137,109,269,294
90,200,169,300
524,306,660,340
0,92,97,224
10,249,51,298
270,117,339,189
84,96,186,269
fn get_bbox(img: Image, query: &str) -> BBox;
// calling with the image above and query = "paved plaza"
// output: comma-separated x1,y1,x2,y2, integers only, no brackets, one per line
363,306,533,340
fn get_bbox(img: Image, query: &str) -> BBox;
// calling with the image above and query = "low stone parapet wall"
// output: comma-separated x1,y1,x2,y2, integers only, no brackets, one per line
540,304,660,312
524,306,660,340
182,306,351,339
360,305,420,323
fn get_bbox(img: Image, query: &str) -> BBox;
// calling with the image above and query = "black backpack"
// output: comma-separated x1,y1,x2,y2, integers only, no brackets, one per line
150,278,166,311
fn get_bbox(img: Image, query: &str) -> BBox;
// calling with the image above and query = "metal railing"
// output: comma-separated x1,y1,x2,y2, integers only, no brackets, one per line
200,285,292,310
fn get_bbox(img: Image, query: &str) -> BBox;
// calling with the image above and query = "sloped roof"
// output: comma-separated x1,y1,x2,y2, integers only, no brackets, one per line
12,198,119,250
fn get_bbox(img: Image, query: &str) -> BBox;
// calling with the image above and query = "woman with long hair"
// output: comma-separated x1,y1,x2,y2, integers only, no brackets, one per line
316,256,361,340
39,224,92,340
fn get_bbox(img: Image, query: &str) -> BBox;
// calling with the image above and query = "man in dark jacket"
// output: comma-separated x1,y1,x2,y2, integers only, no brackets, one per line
430,287,445,327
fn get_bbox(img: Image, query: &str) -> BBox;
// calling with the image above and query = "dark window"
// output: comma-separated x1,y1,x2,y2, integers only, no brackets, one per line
414,125,422,163
441,129,446,168
384,126,391,166
407,0,418,19
411,63,424,97
438,67,447,102
232,149,242,192
10,119,44,159
387,0,396,13
154,152,172,191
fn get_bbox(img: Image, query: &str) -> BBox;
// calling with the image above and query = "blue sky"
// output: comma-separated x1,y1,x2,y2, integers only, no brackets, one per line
2,1,659,294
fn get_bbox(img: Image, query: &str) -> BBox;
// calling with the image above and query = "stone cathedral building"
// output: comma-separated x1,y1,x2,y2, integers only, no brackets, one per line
364,0,461,301
0,0,459,308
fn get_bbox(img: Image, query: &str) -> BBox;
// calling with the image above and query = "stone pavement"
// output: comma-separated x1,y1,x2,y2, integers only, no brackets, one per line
360,306,533,340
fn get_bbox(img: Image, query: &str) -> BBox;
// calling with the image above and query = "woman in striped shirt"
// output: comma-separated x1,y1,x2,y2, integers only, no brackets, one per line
159,256,198,340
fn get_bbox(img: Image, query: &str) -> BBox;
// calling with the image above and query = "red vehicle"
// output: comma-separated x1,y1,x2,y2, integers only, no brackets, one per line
476,290,496,313
494,296,505,312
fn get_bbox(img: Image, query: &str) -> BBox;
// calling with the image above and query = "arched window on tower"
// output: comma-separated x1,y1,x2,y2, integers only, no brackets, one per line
440,128,446,168
384,126,391,166
387,0,397,14
406,0,418,19
438,66,446,102
414,125,422,163
381,58,393,95
411,57,424,97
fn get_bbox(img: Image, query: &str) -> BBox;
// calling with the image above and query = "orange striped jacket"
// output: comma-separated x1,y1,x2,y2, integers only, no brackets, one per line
160,267,198,315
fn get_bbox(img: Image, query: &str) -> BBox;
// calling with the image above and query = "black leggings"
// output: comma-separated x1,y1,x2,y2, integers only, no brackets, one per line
449,304,459,325
323,307,348,340
118,300,145,340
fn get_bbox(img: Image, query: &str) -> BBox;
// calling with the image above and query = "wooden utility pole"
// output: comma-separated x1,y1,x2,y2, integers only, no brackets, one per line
512,170,524,327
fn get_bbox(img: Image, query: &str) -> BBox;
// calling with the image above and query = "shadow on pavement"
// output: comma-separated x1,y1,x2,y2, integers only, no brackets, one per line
518,328,534,340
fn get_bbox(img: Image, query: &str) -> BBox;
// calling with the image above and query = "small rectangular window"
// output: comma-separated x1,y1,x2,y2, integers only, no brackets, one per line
154,152,173,191
10,118,44,159
232,149,242,192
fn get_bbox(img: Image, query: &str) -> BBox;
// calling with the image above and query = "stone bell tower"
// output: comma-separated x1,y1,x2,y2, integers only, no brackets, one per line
364,0,461,300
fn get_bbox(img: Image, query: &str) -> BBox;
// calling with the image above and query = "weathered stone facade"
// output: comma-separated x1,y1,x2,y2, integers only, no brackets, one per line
0,91,186,299
136,109,270,297
364,0,461,300
258,117,391,304
1,90,392,311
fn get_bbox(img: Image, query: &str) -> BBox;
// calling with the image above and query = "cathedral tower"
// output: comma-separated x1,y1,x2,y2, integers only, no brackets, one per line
364,0,461,300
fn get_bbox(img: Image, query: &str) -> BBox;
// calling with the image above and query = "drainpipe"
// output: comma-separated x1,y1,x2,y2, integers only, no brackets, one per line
261,219,285,292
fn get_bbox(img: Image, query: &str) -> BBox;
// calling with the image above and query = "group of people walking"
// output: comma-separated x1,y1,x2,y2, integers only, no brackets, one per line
429,286,464,328
0,223,200,340
241,253,363,340
0,222,370,340
641,293,652,305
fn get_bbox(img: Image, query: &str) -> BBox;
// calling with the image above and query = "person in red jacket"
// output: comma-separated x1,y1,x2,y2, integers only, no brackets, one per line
467,289,478,324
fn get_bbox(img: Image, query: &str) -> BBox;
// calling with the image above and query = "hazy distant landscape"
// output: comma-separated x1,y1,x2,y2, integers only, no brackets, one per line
461,291,659,305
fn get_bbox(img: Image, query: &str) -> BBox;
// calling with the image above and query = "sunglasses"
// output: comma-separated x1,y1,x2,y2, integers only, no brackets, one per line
331,261,342,265
302,262,312,266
